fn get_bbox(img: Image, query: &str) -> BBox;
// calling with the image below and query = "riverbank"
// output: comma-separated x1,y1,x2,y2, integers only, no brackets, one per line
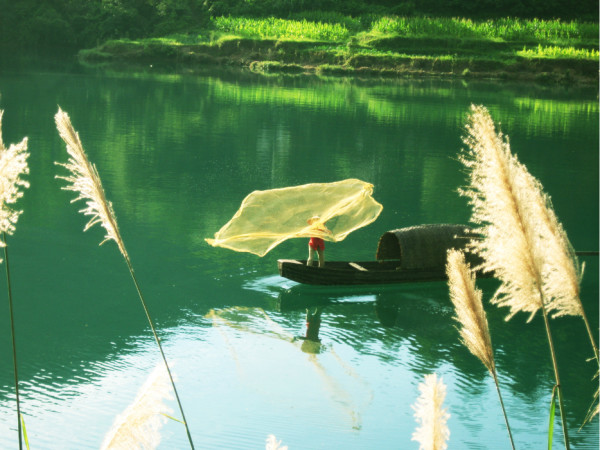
79,15,599,85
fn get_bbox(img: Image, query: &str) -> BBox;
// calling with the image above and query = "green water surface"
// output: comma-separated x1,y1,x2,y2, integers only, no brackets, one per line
0,60,598,449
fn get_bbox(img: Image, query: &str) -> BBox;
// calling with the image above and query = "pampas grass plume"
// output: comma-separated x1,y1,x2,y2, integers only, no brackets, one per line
101,364,174,450
459,104,600,448
460,104,583,321
446,249,495,374
54,107,128,260
0,109,30,450
446,249,516,449
0,110,30,254
412,373,450,450
266,434,288,450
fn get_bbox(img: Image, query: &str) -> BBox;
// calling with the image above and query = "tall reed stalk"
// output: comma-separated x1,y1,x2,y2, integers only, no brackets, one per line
4,235,21,450
54,108,195,449
0,110,30,450
459,104,598,448
446,249,515,449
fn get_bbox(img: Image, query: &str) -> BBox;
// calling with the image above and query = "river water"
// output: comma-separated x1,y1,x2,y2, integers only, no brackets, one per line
0,59,598,449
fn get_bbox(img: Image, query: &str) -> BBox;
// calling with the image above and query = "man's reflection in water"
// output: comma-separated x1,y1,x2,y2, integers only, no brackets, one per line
298,306,323,354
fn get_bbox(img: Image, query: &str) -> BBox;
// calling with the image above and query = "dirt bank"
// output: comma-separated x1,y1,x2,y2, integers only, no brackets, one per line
80,38,599,85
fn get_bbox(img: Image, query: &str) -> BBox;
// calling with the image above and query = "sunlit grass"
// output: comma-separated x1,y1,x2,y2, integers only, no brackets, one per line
81,13,598,89
518,44,599,60
290,11,363,32
208,15,598,46
93,14,598,63
212,16,351,41
370,16,598,43
207,14,598,45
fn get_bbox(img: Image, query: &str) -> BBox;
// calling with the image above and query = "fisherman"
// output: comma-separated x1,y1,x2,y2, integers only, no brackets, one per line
306,216,326,268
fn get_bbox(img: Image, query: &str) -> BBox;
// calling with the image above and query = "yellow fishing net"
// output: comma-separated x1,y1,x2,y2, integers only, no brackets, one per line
205,179,383,257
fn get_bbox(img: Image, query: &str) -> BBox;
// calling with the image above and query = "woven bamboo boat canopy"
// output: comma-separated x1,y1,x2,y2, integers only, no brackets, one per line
375,224,478,269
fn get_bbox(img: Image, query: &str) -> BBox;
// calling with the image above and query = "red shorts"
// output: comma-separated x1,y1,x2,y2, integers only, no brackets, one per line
309,237,325,251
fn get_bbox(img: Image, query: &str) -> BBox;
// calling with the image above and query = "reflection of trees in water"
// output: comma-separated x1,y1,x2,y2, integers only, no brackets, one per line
22,70,595,259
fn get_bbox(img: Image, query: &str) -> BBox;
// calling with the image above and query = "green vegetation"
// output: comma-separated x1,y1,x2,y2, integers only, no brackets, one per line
518,45,599,60
78,14,598,84
109,15,597,49
369,16,597,42
1,0,597,50
212,16,352,41
0,0,597,83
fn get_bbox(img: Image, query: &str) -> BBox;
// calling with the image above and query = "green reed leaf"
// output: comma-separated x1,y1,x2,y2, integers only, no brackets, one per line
162,413,186,425
548,385,558,450
20,413,30,450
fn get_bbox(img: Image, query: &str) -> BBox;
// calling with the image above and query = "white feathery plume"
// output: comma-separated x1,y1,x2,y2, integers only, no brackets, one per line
446,249,495,374
525,180,584,318
101,364,174,450
459,104,583,321
0,109,30,450
0,110,30,254
446,249,516,449
266,434,288,450
412,373,450,450
54,107,129,260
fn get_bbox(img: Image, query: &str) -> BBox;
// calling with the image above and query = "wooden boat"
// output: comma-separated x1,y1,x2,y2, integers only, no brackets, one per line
278,224,485,286
278,259,452,286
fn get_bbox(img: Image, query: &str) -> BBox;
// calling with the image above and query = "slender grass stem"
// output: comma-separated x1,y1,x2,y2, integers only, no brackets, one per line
579,307,600,428
4,232,22,450
580,308,599,363
530,252,570,448
540,301,570,449
123,255,195,449
491,371,516,450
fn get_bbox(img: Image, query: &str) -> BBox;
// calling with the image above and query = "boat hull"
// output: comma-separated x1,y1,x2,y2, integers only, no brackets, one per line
277,259,450,286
